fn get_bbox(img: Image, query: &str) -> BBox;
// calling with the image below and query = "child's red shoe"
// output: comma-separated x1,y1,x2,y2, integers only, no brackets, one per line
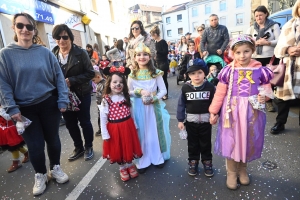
127,165,139,179
120,168,130,181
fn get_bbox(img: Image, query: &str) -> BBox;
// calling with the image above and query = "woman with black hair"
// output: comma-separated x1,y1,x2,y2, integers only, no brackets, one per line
52,24,95,163
126,20,155,70
246,5,281,112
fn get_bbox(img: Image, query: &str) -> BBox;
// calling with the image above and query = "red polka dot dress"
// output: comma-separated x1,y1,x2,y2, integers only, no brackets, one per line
102,95,142,164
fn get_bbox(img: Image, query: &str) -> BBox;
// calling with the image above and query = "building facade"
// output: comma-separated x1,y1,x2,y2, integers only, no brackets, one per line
0,0,130,55
161,3,190,42
186,0,251,38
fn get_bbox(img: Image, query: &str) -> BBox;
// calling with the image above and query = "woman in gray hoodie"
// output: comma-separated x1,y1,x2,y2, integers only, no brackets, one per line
0,13,69,196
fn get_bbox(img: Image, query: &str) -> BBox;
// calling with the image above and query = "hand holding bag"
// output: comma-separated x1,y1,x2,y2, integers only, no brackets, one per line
266,56,286,87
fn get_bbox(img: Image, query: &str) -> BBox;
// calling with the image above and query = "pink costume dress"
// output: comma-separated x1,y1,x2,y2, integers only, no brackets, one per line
210,60,273,163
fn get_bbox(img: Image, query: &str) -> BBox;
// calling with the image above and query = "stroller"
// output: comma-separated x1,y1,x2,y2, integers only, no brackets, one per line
204,55,226,72
205,55,226,86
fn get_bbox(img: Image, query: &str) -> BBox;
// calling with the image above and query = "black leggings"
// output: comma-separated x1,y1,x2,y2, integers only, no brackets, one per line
157,61,169,96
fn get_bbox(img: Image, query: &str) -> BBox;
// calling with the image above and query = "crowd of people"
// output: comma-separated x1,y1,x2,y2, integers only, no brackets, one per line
0,1,300,196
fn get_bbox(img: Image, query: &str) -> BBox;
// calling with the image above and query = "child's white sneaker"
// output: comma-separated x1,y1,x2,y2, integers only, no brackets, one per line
49,165,69,184
33,173,48,196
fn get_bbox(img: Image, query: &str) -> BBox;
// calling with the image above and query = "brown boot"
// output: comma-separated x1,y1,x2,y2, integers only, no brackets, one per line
22,151,29,163
238,162,250,185
7,160,22,173
226,159,238,190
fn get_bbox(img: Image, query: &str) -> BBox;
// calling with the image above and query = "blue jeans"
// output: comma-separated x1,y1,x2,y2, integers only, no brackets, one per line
20,96,61,174
63,93,94,149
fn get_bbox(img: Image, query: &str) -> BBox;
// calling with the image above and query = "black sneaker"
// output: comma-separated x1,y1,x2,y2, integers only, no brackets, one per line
84,147,94,161
95,130,101,136
68,147,84,161
188,160,198,176
202,160,214,177
137,167,147,174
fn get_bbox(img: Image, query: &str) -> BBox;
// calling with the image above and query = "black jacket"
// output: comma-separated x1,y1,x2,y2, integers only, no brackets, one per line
176,81,215,122
200,24,229,56
179,52,201,74
53,44,95,96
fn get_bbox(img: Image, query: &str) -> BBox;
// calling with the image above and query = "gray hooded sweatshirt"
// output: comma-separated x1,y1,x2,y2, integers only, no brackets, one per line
0,43,69,116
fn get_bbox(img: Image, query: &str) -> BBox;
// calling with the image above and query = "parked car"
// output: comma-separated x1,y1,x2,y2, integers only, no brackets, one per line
269,8,292,28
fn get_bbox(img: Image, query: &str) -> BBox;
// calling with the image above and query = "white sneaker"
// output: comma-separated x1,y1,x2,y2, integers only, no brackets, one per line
49,165,69,184
33,173,48,196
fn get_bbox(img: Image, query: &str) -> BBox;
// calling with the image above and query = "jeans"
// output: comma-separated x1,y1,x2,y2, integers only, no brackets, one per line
157,61,169,96
186,121,212,161
63,93,94,149
20,96,61,174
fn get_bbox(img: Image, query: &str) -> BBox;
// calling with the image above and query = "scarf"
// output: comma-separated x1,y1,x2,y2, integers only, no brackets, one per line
128,34,145,50
254,18,277,55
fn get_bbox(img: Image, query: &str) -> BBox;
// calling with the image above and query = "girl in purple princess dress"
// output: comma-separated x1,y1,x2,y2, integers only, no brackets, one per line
209,35,273,190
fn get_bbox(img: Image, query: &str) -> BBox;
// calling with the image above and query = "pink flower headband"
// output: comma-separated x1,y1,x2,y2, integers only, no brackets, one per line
230,34,254,50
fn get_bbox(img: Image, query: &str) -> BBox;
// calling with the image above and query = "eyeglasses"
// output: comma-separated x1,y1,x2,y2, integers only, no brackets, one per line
131,27,140,31
15,23,34,31
55,36,69,40
197,29,203,32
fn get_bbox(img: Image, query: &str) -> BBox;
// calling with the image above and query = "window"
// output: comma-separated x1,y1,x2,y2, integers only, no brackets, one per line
91,0,98,13
167,30,172,37
192,22,199,32
177,14,182,22
166,17,171,24
220,0,226,11
192,7,198,17
108,0,114,22
236,13,244,25
220,16,226,26
178,28,183,35
236,0,243,8
205,19,209,26
205,4,211,15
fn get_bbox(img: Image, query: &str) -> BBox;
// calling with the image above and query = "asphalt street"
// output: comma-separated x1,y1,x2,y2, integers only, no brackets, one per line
0,75,300,200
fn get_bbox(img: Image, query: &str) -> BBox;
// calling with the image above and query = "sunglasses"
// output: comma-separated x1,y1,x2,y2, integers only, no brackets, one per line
15,23,34,31
131,27,140,31
55,36,69,40
197,29,203,32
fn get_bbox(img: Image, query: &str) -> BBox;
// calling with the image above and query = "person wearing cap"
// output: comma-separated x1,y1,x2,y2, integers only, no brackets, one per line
185,32,192,42
177,58,215,177
201,14,229,58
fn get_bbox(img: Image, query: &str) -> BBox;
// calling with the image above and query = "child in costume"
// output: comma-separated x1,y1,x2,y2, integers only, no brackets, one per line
178,40,201,81
177,58,215,177
128,43,171,173
91,59,100,93
92,70,106,136
209,35,273,189
99,55,110,70
0,106,29,173
99,66,142,182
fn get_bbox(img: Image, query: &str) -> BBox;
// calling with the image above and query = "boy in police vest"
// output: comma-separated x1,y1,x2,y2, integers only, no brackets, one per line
177,58,215,177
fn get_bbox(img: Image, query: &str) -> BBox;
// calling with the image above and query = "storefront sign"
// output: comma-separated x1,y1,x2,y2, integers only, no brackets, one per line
47,33,57,51
0,0,55,24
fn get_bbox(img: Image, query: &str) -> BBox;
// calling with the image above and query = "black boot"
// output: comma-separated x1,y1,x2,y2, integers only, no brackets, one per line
84,147,94,161
270,123,285,134
68,147,84,161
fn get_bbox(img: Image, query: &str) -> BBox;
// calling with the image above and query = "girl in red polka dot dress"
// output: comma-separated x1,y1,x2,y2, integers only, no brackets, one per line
99,66,142,182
